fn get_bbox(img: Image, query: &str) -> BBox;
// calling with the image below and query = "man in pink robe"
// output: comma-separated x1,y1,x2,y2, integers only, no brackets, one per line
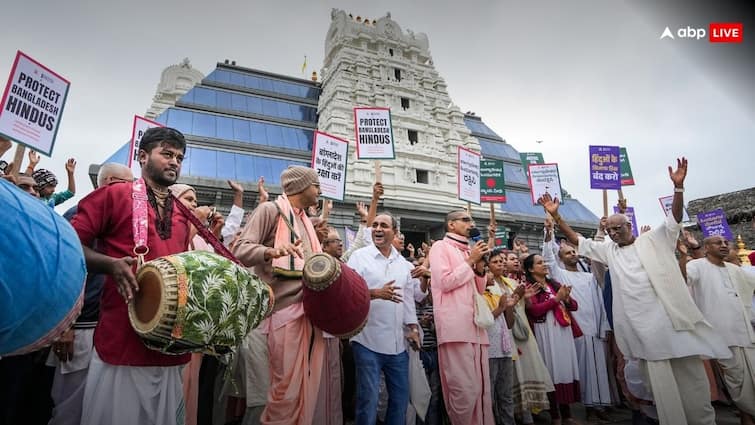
429,210,494,425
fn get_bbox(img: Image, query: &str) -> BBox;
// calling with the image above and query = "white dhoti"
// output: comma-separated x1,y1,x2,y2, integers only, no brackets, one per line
46,328,95,425
717,346,755,417
574,335,613,407
642,356,714,425
80,350,185,425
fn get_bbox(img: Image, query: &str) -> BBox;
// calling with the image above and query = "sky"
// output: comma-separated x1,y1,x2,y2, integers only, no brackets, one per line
1,0,753,226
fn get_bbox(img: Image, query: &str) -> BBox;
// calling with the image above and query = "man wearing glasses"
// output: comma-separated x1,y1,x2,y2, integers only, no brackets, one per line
429,210,494,425
540,158,730,425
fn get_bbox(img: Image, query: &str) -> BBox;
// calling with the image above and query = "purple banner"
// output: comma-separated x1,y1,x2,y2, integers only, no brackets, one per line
613,206,639,237
697,209,733,240
589,145,621,190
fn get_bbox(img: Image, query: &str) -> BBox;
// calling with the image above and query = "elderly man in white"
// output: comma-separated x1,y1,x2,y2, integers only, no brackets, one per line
539,157,730,425
685,235,755,425
347,213,421,425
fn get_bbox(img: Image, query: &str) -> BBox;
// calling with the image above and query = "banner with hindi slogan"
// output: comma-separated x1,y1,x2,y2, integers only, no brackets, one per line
0,51,70,156
129,115,164,177
613,205,639,237
696,209,733,240
312,131,349,201
480,159,506,203
658,195,691,222
353,107,395,159
528,163,562,205
520,152,544,177
458,146,481,205
620,147,635,186
589,145,621,190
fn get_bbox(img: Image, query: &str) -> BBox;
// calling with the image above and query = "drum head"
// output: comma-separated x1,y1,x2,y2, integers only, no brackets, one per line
130,265,165,334
302,253,340,291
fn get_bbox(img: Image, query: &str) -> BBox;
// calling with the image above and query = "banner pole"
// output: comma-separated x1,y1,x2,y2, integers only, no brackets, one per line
602,189,608,217
11,144,25,178
374,160,382,183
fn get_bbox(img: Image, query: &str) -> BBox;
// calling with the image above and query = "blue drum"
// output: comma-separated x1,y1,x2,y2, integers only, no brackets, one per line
0,178,86,356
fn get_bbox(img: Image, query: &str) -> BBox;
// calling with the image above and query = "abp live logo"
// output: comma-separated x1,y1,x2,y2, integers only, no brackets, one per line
709,23,743,43
660,23,743,43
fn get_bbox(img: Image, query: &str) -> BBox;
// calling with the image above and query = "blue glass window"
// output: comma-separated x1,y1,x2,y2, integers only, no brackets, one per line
216,91,231,110
479,139,519,161
204,69,320,100
187,147,216,178
232,118,251,142
464,118,501,139
166,109,192,131
216,116,234,140
192,112,215,138
503,163,529,185
216,151,236,180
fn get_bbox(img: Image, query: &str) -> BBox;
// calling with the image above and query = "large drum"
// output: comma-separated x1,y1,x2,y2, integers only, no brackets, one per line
128,251,274,355
0,179,86,356
302,253,370,338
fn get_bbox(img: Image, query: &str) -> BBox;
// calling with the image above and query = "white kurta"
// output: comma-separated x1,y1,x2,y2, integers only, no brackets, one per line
577,216,730,362
543,240,613,407
686,258,755,348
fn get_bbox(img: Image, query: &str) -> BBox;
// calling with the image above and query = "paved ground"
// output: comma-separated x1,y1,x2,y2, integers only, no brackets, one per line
533,402,742,424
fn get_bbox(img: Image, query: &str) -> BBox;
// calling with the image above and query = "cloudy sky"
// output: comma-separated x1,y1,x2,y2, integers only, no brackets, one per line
1,0,752,226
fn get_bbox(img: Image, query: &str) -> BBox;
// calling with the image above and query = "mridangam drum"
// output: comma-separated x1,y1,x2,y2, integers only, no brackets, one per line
128,251,274,355
302,253,370,338
0,179,86,356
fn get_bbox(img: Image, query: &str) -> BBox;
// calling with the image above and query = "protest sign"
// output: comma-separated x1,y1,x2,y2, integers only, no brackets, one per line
520,152,544,176
457,147,481,205
0,51,70,156
493,230,509,247
353,107,394,159
129,115,165,177
613,205,639,237
696,209,733,240
312,131,349,201
619,147,635,186
528,163,562,205
658,195,691,222
589,145,621,190
480,159,506,203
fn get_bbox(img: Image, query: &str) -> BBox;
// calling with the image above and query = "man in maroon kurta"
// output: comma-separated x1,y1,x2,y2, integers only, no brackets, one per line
71,127,191,425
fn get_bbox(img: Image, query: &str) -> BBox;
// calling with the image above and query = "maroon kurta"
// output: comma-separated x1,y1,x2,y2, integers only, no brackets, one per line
72,181,191,366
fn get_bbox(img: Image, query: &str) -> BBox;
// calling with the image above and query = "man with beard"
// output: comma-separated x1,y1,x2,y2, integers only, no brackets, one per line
686,236,755,425
540,158,730,425
71,127,191,425
233,166,326,425
429,210,494,425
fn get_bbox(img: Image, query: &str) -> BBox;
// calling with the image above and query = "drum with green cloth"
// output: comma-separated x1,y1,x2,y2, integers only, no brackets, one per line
128,250,274,355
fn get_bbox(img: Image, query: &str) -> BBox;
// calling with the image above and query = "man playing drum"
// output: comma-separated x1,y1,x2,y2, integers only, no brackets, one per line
233,166,326,425
71,127,191,425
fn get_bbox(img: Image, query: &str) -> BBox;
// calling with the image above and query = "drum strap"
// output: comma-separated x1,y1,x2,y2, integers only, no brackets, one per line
172,196,243,266
132,179,150,267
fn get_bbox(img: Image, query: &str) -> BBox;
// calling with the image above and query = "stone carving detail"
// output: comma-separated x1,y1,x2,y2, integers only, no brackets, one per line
146,58,205,119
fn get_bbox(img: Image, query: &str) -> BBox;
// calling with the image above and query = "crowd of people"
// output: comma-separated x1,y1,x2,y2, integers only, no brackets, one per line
1,130,754,425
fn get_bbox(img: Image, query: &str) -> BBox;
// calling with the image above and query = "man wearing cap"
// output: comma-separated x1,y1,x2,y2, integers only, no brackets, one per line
32,158,77,207
234,166,326,425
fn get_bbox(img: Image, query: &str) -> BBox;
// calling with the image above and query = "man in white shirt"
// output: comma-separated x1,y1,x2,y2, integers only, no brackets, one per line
539,157,730,425
686,235,755,424
347,213,421,425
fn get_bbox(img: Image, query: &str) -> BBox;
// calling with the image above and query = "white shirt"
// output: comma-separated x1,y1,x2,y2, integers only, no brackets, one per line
221,204,245,247
578,216,730,361
687,258,755,348
348,244,419,355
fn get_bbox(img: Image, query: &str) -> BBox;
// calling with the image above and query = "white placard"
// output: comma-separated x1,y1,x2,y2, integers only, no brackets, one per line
658,195,690,222
353,107,395,159
457,146,481,205
528,163,563,205
129,115,165,177
0,51,70,156
312,131,349,201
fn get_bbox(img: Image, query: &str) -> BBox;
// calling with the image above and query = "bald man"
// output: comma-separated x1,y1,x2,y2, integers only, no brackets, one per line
96,163,133,188
540,158,730,425
686,236,755,424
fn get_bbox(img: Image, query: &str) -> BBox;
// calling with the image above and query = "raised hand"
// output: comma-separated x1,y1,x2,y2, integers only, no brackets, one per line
28,150,40,167
683,230,700,249
599,217,608,233
227,180,244,193
257,176,269,203
0,136,11,156
407,243,415,256
537,193,560,216
355,201,368,219
372,182,384,198
668,157,688,188
640,225,651,234
617,198,628,214
373,280,401,303
65,158,76,173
